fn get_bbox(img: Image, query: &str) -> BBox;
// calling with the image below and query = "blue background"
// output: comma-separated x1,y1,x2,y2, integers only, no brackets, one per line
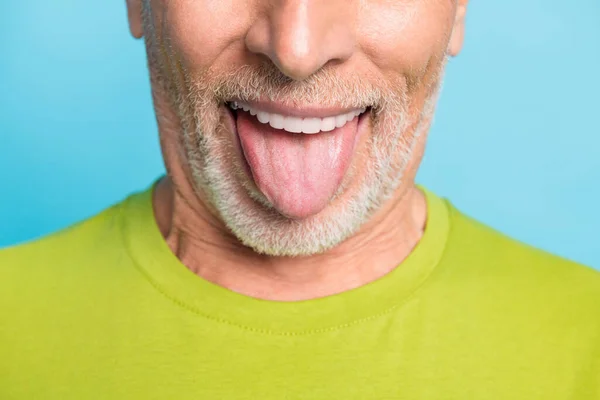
1,1,599,269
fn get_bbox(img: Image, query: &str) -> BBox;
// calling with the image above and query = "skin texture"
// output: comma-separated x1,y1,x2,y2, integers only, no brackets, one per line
125,0,468,301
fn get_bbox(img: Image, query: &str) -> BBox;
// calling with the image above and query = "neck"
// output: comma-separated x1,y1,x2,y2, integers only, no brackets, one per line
152,175,427,301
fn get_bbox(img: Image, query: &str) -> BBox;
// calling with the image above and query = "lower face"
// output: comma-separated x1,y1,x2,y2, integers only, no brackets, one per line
145,1,453,257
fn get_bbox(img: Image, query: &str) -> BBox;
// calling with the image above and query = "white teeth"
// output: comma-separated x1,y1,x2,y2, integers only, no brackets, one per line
302,118,322,134
283,117,303,133
269,113,285,129
256,111,270,124
228,101,367,134
335,114,347,128
320,116,336,132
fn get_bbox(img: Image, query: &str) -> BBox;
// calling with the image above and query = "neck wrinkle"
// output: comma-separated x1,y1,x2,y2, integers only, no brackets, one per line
153,175,427,302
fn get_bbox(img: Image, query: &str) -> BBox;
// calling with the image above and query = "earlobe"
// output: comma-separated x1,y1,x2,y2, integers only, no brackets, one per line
126,0,144,39
447,1,468,57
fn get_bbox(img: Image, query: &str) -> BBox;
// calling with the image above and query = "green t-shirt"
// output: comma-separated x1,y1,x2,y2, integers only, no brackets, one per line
1,183,599,399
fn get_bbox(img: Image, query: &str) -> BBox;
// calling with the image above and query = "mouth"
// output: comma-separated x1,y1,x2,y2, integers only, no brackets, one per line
222,100,372,219
225,100,369,134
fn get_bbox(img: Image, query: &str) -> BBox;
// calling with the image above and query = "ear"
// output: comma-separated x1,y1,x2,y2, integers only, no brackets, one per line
126,0,144,39
447,0,468,57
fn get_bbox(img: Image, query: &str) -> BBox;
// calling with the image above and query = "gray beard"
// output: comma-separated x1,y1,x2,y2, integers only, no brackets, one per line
182,74,444,257
144,19,447,255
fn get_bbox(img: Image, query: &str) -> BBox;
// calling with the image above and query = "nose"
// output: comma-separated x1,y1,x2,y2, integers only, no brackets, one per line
245,0,357,81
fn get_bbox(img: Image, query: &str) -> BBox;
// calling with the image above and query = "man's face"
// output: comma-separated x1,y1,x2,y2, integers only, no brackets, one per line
128,0,466,257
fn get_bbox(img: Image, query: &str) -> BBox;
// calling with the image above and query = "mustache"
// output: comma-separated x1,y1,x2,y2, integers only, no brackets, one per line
188,63,408,115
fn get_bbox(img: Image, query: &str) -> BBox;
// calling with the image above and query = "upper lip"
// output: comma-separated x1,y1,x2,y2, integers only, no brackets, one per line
228,99,367,119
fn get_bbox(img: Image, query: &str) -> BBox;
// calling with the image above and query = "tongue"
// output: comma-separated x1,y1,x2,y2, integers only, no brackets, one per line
236,111,359,219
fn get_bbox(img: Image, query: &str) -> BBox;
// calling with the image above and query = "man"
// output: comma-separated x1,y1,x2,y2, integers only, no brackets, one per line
1,0,599,398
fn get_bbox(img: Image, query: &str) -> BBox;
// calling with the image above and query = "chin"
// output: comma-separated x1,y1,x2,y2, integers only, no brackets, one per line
183,111,405,258
177,67,424,256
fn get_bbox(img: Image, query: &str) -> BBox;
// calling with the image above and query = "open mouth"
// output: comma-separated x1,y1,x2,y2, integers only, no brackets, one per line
225,100,369,135
222,100,372,219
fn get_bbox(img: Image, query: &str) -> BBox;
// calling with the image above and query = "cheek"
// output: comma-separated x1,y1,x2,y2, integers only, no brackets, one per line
160,0,250,70
358,1,454,76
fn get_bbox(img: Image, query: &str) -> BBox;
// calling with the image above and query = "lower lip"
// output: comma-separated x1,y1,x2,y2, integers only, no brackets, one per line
222,104,371,184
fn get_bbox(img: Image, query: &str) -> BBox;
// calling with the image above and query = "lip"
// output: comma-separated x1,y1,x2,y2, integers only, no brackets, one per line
222,103,371,188
227,98,366,119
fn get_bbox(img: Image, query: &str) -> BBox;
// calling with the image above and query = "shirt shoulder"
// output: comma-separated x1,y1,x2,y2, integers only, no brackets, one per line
0,199,131,305
440,200,600,322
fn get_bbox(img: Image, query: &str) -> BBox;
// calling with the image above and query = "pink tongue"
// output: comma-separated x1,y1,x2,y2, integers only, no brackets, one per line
237,111,359,219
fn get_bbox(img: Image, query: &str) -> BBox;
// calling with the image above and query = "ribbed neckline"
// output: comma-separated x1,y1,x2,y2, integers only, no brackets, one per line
122,180,450,336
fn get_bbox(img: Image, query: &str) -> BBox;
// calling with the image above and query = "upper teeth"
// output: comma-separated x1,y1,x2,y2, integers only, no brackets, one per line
228,101,366,134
